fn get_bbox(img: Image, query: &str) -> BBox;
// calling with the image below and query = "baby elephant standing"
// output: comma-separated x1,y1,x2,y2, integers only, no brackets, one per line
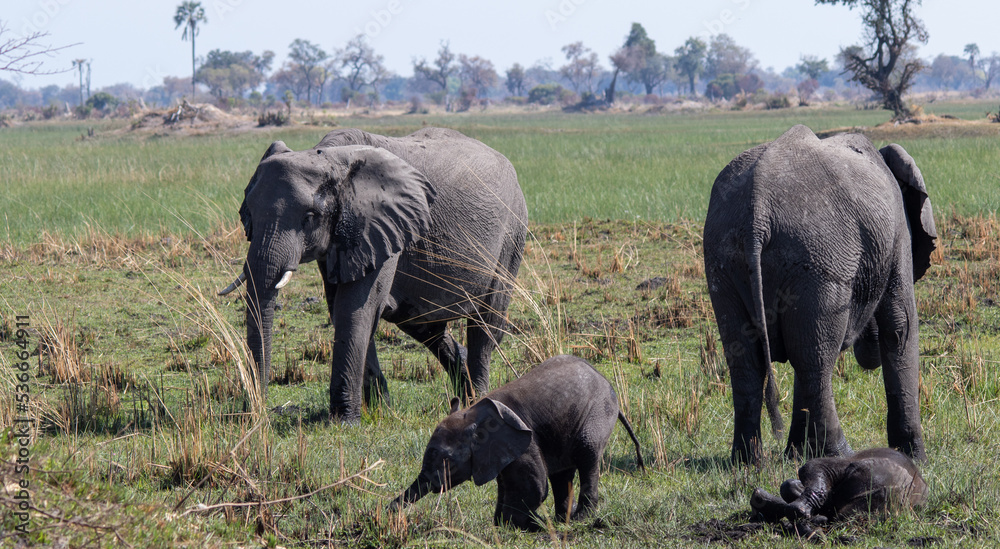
390,354,644,530
751,448,928,526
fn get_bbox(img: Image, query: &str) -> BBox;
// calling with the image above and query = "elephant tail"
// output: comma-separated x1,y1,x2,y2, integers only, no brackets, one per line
618,411,645,471
748,238,784,440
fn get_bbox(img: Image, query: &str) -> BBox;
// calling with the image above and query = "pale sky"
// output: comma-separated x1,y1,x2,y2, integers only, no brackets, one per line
4,0,996,90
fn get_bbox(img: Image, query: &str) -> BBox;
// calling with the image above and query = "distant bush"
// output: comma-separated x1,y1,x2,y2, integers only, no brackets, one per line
407,95,428,114
257,111,289,127
707,73,764,101
456,87,477,112
528,83,569,105
42,104,61,120
797,78,820,105
85,92,119,112
765,93,792,110
74,105,93,119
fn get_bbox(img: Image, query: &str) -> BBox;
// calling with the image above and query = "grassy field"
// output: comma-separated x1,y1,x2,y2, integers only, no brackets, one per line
1,102,999,547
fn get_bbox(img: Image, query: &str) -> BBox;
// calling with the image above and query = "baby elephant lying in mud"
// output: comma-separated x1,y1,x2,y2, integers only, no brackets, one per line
390,354,644,530
751,448,928,526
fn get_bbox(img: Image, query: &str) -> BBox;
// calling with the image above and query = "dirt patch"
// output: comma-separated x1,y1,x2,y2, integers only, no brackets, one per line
121,100,257,137
817,114,1000,141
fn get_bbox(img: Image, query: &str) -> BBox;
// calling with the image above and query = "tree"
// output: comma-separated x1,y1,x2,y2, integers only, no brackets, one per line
607,23,658,102
705,34,757,81
796,55,830,80
72,58,88,107
927,54,974,90
288,39,327,105
559,42,601,94
964,43,980,70
983,53,1000,91
196,49,273,100
174,2,206,99
505,63,526,96
458,54,498,97
674,37,707,96
336,35,389,103
0,20,75,75
413,41,456,95
817,0,928,118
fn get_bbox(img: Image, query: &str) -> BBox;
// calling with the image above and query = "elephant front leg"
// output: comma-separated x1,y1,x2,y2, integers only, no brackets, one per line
328,262,397,421
362,337,391,407
320,262,390,409
494,461,548,531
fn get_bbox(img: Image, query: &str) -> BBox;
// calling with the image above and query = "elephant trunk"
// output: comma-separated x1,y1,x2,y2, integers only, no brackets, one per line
243,236,298,400
389,474,435,511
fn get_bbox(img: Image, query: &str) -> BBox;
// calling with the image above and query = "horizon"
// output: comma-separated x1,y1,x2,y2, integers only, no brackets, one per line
4,0,998,92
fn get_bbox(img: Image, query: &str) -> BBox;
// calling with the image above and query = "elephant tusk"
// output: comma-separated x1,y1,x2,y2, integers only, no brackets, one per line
275,270,293,289
217,272,247,296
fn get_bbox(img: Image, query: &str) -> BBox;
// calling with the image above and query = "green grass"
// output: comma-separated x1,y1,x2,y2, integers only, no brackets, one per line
2,104,997,245
1,104,999,547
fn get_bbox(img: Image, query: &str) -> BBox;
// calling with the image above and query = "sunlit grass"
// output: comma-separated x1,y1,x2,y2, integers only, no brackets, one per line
0,106,999,546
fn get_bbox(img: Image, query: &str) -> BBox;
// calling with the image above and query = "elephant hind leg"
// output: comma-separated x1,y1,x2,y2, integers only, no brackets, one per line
465,273,517,398
397,320,470,398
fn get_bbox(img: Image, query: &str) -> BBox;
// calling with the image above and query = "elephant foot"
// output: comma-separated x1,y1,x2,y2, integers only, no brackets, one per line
328,407,362,424
496,510,542,531
750,488,790,522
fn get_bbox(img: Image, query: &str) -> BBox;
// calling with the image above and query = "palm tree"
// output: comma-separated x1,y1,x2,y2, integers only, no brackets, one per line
72,58,87,107
174,1,206,99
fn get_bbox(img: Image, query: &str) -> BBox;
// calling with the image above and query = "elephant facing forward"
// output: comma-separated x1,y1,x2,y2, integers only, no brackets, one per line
220,128,527,420
703,125,936,464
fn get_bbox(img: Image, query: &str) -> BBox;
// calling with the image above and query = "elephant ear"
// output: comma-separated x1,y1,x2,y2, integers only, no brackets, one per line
470,398,532,486
880,144,938,282
325,146,435,284
239,140,293,241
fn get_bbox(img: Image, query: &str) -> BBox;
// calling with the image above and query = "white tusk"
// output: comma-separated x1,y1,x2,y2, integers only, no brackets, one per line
275,270,293,289
217,272,246,296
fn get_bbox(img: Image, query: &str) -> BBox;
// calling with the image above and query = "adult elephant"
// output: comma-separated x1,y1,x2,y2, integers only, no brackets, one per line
703,125,936,465
219,127,528,421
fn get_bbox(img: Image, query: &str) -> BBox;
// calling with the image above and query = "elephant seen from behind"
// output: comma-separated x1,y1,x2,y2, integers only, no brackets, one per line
219,128,528,421
703,125,937,464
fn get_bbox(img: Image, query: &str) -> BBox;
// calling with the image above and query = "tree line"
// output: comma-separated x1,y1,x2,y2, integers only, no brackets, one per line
1,0,998,118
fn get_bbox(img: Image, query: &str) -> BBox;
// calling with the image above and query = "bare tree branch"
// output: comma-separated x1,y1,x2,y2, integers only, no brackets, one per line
0,21,76,75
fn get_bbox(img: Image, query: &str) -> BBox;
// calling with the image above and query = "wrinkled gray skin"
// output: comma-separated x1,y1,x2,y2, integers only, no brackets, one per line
226,128,527,420
390,355,645,530
751,448,928,525
704,125,936,464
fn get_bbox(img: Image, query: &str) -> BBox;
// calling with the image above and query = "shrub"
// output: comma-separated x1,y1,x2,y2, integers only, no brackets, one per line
456,87,477,112
85,92,119,112
406,95,427,114
765,93,791,110
257,111,289,127
528,83,564,105
42,104,61,120
797,78,820,105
